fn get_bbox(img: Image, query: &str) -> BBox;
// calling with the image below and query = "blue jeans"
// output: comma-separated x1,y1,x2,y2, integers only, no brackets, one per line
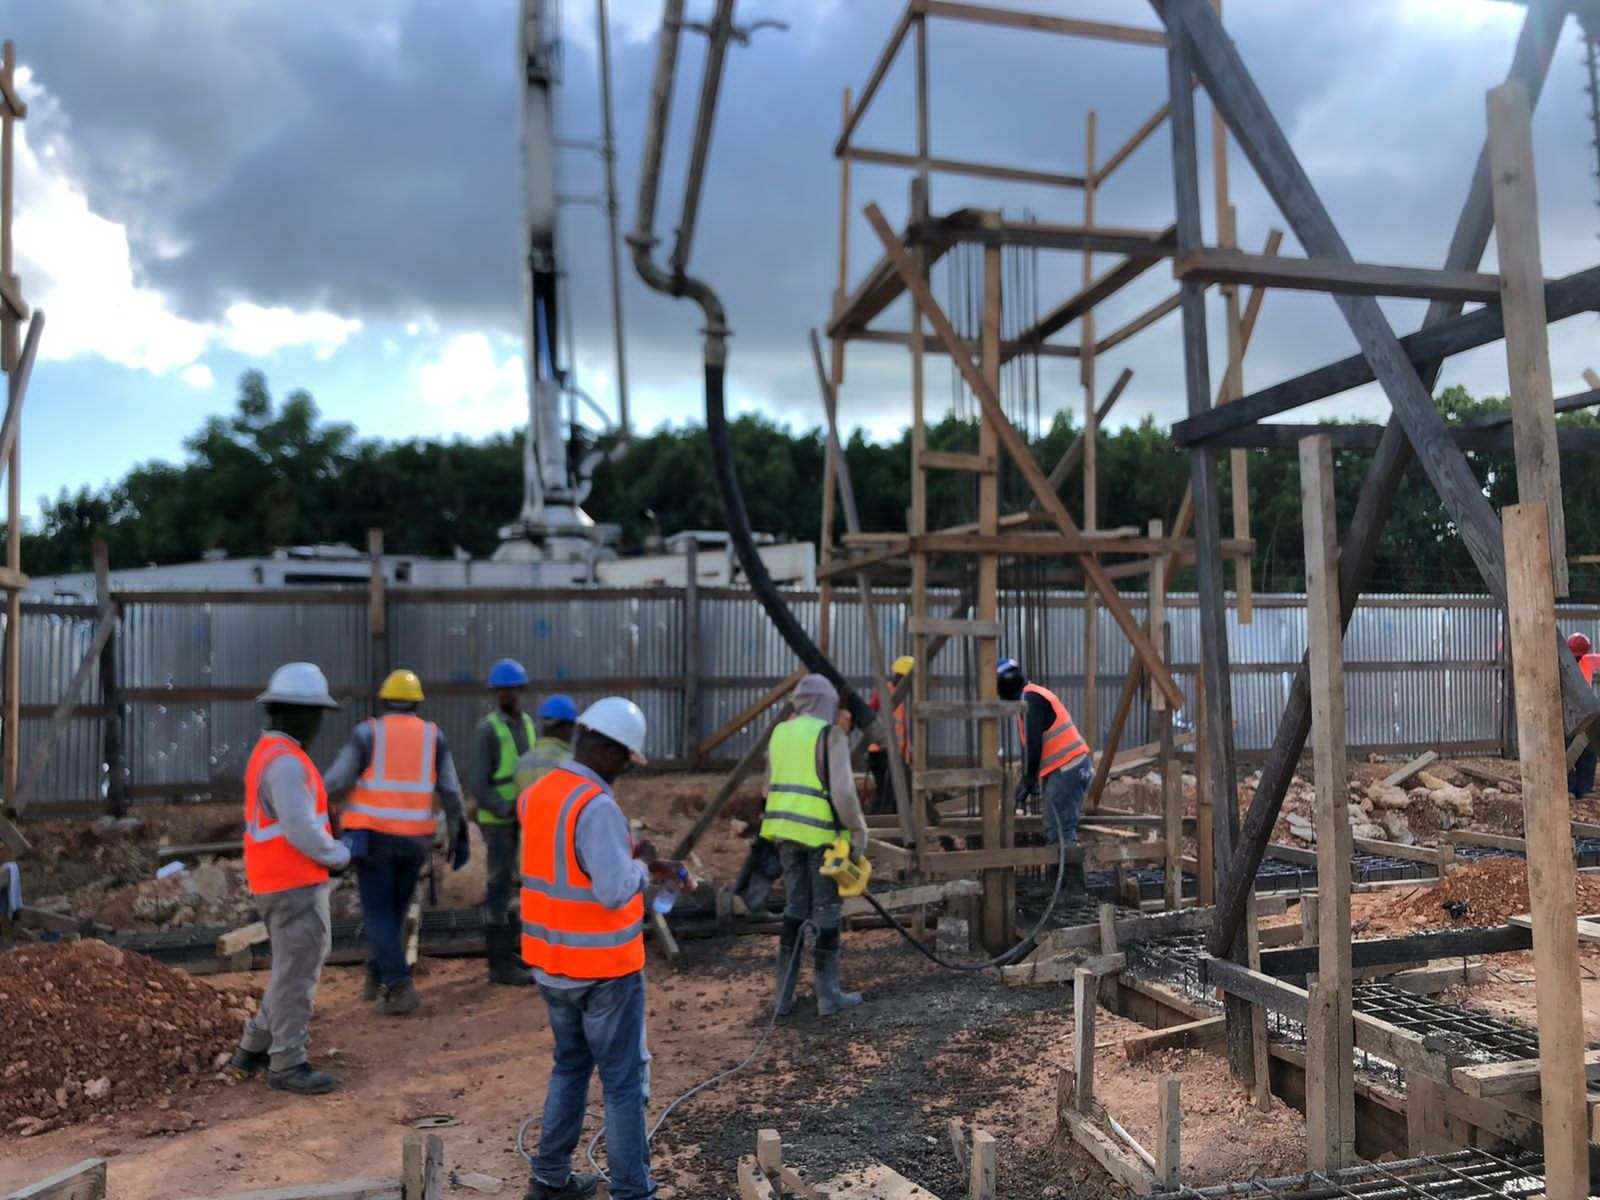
353,831,427,986
1570,744,1597,798
481,823,519,923
535,971,655,1200
1043,758,1093,844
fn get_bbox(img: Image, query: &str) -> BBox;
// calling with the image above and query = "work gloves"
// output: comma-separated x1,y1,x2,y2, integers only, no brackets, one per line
1012,778,1038,810
450,821,472,872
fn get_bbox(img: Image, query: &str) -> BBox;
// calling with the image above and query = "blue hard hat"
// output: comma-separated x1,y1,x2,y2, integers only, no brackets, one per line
997,657,1021,676
487,658,529,689
538,694,579,722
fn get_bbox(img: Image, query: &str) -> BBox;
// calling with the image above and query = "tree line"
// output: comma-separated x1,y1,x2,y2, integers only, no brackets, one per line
22,369,1600,595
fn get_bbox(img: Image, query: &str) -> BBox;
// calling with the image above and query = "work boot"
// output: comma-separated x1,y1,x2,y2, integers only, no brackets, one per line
814,943,862,1016
267,1063,338,1095
1063,860,1088,903
229,1047,269,1076
524,1171,601,1200
375,977,421,1016
775,938,801,1017
362,961,381,1003
487,919,533,987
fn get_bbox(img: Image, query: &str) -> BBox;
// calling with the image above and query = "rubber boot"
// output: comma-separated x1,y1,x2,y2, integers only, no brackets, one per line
376,977,421,1015
525,1171,601,1200
1063,860,1088,903
487,919,533,987
229,1046,269,1076
268,1062,338,1095
814,930,861,1016
775,917,804,1016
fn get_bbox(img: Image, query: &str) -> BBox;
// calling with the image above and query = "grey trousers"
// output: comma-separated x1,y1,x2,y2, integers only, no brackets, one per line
239,881,332,1071
778,842,842,933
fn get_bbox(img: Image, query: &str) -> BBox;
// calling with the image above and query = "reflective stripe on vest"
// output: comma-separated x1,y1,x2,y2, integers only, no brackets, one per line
243,734,331,896
760,715,841,849
342,714,439,837
1019,683,1090,779
478,710,536,825
518,769,645,979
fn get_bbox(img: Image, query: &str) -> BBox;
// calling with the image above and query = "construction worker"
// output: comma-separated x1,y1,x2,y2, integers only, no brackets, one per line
472,657,538,986
760,673,870,1018
512,694,579,794
230,662,347,1096
866,655,914,815
1568,633,1600,798
519,697,664,1200
997,657,1093,899
323,669,470,1015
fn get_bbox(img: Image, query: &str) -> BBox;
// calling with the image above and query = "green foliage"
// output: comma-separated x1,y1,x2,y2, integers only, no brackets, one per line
19,374,1595,595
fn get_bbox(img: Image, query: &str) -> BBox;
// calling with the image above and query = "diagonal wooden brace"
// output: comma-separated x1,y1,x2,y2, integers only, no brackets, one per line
863,202,1187,711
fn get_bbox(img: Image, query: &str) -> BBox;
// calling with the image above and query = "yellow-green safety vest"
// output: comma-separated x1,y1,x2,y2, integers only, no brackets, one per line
760,715,845,849
478,710,537,826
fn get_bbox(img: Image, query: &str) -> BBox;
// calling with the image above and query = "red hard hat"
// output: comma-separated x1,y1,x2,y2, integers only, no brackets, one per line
1568,633,1592,658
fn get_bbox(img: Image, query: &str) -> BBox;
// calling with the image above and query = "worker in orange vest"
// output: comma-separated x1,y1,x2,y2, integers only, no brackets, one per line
998,658,1094,899
1568,633,1599,798
518,696,670,1200
866,655,914,815
229,663,349,1096
324,669,469,1016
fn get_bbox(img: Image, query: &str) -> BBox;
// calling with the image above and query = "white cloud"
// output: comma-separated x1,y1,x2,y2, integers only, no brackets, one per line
179,363,215,389
415,332,526,437
11,70,361,380
220,302,360,359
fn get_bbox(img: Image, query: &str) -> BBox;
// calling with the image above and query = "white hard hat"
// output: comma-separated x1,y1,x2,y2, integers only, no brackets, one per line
256,662,339,710
578,697,648,764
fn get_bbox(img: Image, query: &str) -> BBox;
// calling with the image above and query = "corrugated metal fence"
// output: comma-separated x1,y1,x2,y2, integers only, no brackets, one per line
3,586,1561,818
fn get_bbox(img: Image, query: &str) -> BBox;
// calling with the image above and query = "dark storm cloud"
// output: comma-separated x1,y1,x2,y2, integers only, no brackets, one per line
9,0,1600,435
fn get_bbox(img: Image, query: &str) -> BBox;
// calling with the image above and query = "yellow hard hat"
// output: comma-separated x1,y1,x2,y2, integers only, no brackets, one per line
378,669,425,703
892,655,916,677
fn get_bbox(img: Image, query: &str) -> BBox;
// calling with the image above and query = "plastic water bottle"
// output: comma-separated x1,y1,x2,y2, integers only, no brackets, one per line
652,867,688,915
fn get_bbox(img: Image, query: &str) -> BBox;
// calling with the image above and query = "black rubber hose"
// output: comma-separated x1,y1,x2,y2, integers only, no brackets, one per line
703,360,875,731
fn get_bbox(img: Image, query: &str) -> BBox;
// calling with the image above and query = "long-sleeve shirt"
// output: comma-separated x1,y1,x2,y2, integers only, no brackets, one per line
258,732,350,871
763,720,869,848
513,734,572,793
534,760,651,989
470,711,532,817
321,718,466,843
1019,690,1054,790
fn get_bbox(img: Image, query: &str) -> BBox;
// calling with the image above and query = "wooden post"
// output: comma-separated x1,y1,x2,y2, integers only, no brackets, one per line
1502,501,1588,1200
1489,81,1567,596
979,230,1011,951
683,543,702,765
909,178,931,862
1,42,19,816
93,541,125,817
1300,434,1355,1169
1195,667,1214,906
820,87,852,656
1157,1075,1181,1187
1073,966,1097,1112
1083,109,1100,747
367,528,387,699
402,1132,444,1200
969,1129,996,1200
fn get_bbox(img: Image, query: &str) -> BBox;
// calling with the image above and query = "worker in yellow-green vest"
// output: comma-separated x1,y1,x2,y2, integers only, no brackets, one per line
470,657,537,986
512,694,579,795
760,673,870,1019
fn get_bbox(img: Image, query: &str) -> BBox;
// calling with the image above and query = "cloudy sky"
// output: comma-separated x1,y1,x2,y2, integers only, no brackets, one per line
5,0,1599,524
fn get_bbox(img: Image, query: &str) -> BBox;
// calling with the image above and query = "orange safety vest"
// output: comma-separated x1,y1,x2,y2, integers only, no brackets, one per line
341,714,439,837
1019,683,1090,779
868,690,911,762
518,767,645,980
1581,654,1600,686
243,734,332,896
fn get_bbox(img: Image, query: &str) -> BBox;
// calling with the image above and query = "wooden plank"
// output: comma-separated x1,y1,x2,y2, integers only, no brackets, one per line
182,1183,400,1200
1388,960,1490,995
737,1157,775,1200
1500,502,1589,1199
1454,761,1520,789
916,449,996,474
1097,104,1171,185
915,700,1024,720
1406,1073,1469,1156
11,607,117,815
1006,253,1167,362
1451,1049,1600,1098
1260,925,1532,976
811,1162,942,1200
1349,836,1446,867
841,878,979,918
969,1130,996,1200
401,1132,443,1200
1123,1016,1225,1061
905,616,1002,638
978,235,1009,954
216,921,268,958
923,844,1072,875
914,767,1003,792
1157,1075,1181,1187
844,144,1085,189
1174,248,1503,302
159,841,243,861
1380,751,1440,789
3,1159,107,1200
674,709,789,861
864,204,1185,711
1094,293,1181,356
756,1128,783,1176
834,2,916,156
1490,82,1568,596
1074,967,1097,1111
698,669,804,757
1060,1111,1158,1194
922,0,1164,47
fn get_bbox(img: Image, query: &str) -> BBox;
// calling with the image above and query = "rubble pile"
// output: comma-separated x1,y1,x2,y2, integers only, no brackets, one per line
0,940,254,1135
1375,857,1600,930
